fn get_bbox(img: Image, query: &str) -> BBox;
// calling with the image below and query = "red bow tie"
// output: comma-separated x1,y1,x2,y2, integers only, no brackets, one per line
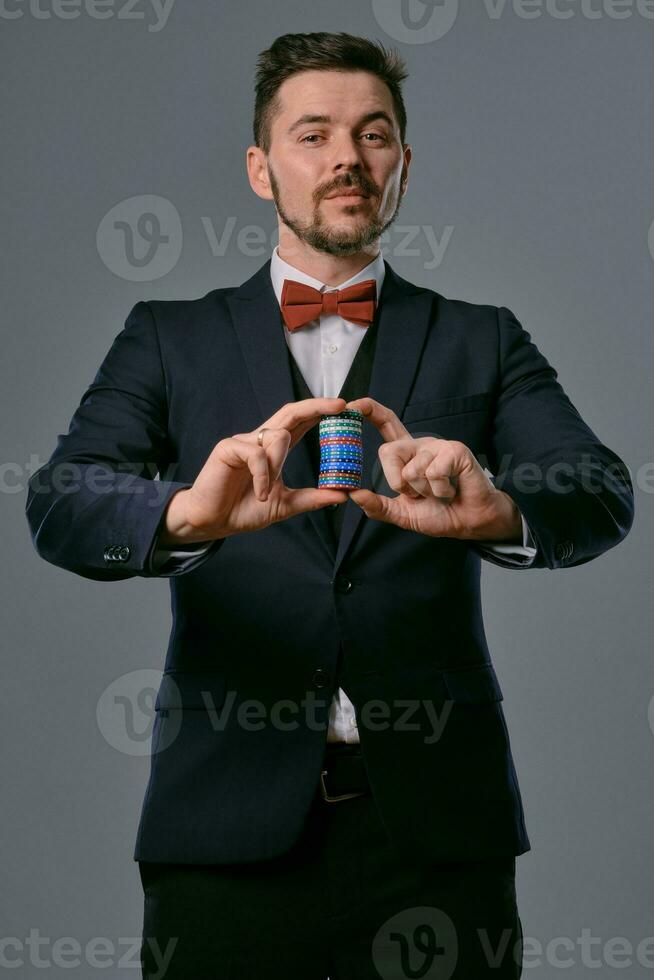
280,278,377,332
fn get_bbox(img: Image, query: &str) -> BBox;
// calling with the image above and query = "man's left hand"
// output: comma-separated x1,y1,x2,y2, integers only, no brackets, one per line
344,397,522,542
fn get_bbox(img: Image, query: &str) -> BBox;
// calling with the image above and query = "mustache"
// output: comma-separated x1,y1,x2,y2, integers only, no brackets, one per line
319,177,377,199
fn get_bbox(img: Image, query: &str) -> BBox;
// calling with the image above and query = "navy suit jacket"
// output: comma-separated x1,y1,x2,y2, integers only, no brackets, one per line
25,258,634,866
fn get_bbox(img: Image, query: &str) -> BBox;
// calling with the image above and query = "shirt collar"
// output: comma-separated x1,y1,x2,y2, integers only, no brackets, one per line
270,244,385,309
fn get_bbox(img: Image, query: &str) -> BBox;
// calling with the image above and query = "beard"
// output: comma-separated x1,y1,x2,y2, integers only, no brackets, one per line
268,164,404,257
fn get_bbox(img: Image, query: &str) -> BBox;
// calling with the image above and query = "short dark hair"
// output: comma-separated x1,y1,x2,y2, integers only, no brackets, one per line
253,31,409,154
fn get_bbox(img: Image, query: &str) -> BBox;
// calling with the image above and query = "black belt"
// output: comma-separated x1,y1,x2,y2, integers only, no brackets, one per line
319,742,370,802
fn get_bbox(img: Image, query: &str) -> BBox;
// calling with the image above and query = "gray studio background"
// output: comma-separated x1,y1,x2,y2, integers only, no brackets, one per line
3,1,653,976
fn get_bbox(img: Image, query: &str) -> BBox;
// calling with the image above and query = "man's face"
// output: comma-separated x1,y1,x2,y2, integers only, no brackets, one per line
250,69,411,258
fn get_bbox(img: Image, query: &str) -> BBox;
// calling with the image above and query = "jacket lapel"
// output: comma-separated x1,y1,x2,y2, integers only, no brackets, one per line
225,257,436,572
226,261,335,561
332,266,435,574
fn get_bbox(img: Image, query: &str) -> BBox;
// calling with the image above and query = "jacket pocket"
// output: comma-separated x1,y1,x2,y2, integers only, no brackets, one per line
154,670,227,711
441,662,504,703
402,391,491,424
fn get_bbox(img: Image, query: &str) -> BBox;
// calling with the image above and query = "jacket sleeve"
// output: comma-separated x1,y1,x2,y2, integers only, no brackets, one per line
472,508,538,567
25,300,223,581
478,306,634,570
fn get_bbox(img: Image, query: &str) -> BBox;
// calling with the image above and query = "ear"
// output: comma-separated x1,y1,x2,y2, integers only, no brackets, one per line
246,146,274,201
400,144,412,194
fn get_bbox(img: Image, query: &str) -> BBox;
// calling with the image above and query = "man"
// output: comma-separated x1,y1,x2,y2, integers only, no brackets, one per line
26,31,634,980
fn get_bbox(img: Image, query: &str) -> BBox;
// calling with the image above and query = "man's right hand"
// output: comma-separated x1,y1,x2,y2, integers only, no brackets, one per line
158,398,351,545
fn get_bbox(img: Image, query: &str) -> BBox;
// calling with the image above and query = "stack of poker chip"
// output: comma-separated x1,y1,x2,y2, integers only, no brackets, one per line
318,408,364,490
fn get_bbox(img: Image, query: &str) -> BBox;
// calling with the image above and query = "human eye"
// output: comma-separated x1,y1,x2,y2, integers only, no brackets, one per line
300,133,323,144
361,132,387,143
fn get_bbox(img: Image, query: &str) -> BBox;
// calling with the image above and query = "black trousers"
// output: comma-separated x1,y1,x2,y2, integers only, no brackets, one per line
138,777,523,979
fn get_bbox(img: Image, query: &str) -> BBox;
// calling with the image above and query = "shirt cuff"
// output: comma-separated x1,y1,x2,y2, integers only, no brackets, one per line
473,469,539,567
150,542,215,575
475,512,538,565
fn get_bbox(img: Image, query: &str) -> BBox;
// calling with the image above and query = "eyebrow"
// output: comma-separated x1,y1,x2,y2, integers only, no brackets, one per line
286,110,395,135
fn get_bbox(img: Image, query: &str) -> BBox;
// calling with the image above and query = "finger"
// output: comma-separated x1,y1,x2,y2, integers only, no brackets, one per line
377,438,418,493
279,487,349,518
400,448,455,500
397,447,437,497
424,447,462,501
347,488,410,528
260,429,293,494
260,398,348,448
425,476,457,501
404,476,456,502
344,396,410,443
424,445,456,480
219,432,290,501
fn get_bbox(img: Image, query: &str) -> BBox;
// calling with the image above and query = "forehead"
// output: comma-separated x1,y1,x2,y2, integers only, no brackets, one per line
274,70,396,125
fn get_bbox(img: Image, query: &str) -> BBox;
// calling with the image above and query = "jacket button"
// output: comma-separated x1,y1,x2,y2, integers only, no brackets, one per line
334,575,353,593
555,540,573,561
328,503,339,510
118,546,130,561
312,669,328,688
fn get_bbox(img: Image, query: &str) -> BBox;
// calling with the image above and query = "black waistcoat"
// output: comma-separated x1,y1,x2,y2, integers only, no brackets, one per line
283,308,381,548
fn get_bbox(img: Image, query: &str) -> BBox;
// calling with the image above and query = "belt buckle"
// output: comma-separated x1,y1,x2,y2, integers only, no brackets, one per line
319,767,365,803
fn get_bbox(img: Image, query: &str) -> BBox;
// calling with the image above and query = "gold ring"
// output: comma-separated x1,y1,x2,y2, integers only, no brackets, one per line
257,428,268,447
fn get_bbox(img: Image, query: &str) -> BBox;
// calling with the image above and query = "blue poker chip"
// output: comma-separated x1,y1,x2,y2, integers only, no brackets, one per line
318,409,364,489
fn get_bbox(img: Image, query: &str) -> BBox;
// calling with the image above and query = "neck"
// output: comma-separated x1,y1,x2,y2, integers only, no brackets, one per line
276,233,379,287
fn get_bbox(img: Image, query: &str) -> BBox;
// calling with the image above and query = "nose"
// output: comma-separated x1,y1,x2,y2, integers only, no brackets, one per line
329,132,366,171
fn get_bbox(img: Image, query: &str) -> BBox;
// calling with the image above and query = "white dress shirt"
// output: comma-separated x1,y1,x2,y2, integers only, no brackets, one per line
153,246,538,743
